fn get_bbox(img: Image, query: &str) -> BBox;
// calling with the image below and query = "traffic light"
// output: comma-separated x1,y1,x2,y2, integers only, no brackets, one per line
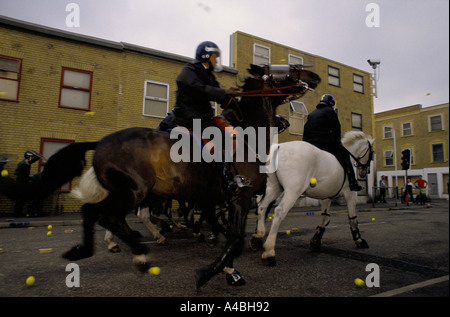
401,149,410,170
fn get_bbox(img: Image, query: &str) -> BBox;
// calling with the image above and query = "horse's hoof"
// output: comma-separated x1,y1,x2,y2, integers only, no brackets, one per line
132,255,151,274
356,239,369,249
62,245,93,261
226,270,246,286
249,236,263,251
108,245,121,253
157,239,169,246
310,239,322,252
195,269,210,289
262,256,276,267
206,233,217,248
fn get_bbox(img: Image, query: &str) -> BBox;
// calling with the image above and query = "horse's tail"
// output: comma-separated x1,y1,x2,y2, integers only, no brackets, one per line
71,167,109,203
39,142,99,195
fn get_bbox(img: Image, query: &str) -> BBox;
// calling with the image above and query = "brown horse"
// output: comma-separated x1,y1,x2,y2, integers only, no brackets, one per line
47,64,320,288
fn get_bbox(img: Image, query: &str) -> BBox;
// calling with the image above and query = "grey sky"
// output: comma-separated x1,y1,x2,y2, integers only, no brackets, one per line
0,0,448,113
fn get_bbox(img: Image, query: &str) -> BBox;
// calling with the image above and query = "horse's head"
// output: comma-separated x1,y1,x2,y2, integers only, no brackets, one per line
342,131,375,178
236,64,320,127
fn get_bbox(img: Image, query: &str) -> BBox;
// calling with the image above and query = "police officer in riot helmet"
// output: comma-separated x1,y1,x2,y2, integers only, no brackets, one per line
157,41,250,199
303,94,363,191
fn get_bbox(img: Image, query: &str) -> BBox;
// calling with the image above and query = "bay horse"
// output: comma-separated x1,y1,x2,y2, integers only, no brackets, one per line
44,64,320,287
251,131,374,266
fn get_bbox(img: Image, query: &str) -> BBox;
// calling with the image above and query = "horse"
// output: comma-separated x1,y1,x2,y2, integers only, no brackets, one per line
251,131,374,266
41,64,320,287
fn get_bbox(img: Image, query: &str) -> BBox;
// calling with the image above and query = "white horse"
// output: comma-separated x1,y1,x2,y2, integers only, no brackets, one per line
251,131,374,265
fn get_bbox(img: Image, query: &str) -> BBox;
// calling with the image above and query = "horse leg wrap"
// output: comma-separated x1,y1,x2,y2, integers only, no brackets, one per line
349,216,369,248
310,226,325,251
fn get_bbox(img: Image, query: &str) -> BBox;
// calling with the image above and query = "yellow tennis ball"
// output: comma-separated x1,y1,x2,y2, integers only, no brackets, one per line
26,276,35,286
354,278,365,287
84,111,95,116
310,177,317,187
47,225,53,230
149,267,160,275
47,231,52,237
0,92,7,97
372,218,375,222
1,169,8,177
286,230,291,235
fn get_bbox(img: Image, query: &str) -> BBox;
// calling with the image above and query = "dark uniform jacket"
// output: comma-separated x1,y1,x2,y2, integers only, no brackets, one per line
172,61,227,129
303,103,341,153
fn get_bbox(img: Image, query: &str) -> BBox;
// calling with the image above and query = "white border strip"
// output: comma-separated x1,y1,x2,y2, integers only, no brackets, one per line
371,275,449,297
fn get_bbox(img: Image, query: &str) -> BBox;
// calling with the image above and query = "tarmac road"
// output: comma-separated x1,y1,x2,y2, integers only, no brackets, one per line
0,200,448,303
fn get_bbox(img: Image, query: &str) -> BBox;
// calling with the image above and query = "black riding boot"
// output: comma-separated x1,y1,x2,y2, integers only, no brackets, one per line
344,156,363,192
222,152,251,200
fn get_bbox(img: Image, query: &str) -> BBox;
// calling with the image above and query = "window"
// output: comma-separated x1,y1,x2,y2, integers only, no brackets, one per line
383,126,393,139
253,44,270,65
384,150,394,166
430,115,442,131
353,74,364,93
143,80,169,118
402,122,412,136
289,101,308,135
40,139,74,192
288,54,303,65
351,113,362,130
328,66,340,87
0,56,22,101
59,68,93,110
432,144,444,162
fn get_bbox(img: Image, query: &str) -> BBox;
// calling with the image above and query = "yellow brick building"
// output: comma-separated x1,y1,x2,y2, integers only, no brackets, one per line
230,31,375,201
0,16,236,214
0,17,375,214
374,103,449,199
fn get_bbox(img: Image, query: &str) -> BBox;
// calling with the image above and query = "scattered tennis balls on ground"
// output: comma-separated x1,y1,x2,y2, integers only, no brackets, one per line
26,276,35,286
47,225,52,230
47,231,52,237
354,278,365,287
149,267,161,275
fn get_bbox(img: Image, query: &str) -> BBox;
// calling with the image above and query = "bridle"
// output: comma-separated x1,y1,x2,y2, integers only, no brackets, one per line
348,140,374,173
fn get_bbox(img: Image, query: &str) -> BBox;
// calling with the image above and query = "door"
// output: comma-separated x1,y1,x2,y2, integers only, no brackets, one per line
427,173,438,198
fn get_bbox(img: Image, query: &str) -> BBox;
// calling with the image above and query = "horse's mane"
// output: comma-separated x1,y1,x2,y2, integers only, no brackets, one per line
341,130,372,146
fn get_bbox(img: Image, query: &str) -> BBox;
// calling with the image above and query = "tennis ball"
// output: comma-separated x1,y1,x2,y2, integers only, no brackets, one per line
286,230,291,235
310,177,317,187
26,276,35,286
47,231,52,237
0,92,7,97
149,267,161,275
47,225,52,230
372,218,375,221
354,278,365,287
84,111,95,116
1,169,8,177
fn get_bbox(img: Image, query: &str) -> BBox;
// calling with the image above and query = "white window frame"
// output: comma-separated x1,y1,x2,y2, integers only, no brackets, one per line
143,80,169,118
353,74,364,93
402,122,413,136
253,43,270,66
328,66,340,87
384,150,394,166
351,112,362,130
288,54,303,65
383,125,393,139
288,100,308,135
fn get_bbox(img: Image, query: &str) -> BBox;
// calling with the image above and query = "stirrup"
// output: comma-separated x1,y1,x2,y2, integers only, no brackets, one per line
235,174,252,190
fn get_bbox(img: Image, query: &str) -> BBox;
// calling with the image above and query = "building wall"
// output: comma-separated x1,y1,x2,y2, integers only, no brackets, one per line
374,103,449,198
0,17,236,214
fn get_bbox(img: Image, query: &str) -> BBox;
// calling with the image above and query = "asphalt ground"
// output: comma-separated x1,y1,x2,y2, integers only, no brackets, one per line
0,199,448,306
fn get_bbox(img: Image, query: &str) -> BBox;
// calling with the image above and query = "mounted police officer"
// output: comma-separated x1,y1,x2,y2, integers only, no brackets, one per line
303,94,363,191
158,41,250,199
